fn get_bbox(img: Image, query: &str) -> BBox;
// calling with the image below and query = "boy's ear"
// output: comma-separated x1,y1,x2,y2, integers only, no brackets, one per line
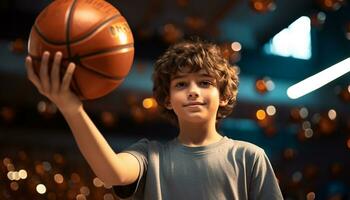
219,98,229,107
164,97,172,110
165,102,172,110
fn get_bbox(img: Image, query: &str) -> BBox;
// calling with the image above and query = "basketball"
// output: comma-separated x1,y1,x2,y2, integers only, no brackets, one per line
27,0,134,100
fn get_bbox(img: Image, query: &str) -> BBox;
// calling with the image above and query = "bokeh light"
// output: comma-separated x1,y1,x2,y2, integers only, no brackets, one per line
162,23,183,44
18,169,28,179
231,42,242,52
10,182,19,191
299,107,309,119
103,193,115,200
142,98,157,109
328,109,337,120
93,177,104,187
256,109,266,120
318,0,345,11
36,184,46,194
266,105,276,116
54,173,64,184
255,79,268,94
306,192,316,200
76,194,87,200
292,171,303,183
101,111,116,127
250,0,276,13
80,186,90,196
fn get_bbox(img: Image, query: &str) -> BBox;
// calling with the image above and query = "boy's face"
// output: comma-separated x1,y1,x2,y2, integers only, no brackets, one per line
166,69,228,124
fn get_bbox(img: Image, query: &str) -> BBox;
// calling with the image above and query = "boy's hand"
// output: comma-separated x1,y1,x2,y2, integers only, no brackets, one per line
25,51,83,114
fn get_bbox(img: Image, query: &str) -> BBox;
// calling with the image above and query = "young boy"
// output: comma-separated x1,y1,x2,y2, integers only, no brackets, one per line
25,39,283,200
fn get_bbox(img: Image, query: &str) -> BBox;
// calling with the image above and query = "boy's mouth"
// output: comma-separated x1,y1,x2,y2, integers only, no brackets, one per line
183,102,206,107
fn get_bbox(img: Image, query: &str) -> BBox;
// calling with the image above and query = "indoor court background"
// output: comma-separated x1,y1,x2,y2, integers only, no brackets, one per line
0,0,350,199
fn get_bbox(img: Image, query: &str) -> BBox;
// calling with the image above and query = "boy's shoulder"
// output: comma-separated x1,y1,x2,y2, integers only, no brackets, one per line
224,137,266,157
229,138,264,151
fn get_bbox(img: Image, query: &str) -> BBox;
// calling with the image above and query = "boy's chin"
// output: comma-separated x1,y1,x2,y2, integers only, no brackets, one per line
180,115,211,124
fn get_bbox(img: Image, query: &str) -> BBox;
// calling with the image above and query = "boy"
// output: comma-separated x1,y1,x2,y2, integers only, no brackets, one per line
25,39,283,200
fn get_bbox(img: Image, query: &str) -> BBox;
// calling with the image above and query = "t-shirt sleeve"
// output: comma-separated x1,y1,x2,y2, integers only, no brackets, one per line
249,149,283,200
112,138,149,199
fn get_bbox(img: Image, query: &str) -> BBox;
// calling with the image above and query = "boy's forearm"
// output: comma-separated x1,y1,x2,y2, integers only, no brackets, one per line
61,107,121,185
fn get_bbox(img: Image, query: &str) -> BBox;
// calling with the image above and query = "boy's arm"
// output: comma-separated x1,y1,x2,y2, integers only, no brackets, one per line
25,51,140,186
61,107,140,186
249,149,283,200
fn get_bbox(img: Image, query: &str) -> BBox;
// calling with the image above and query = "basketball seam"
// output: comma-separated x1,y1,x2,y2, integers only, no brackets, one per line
69,14,122,44
27,55,126,80
78,62,125,80
33,13,121,45
79,43,133,58
33,26,66,46
28,43,133,60
66,0,78,58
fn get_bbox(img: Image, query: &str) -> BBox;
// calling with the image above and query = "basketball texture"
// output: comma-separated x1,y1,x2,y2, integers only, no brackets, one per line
28,0,134,100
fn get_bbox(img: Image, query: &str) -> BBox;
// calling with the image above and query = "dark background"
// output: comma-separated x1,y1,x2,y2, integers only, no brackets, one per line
0,0,350,199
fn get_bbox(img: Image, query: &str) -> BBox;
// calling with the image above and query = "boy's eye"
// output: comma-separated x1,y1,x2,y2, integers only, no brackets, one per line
174,82,187,88
199,80,213,87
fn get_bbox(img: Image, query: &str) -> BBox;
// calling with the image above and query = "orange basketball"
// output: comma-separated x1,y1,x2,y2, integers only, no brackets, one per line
28,0,134,100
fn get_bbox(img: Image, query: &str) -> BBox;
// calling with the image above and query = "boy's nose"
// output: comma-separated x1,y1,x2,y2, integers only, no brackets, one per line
188,92,199,98
187,83,200,98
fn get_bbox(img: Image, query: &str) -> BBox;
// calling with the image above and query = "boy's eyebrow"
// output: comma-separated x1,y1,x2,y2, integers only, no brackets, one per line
171,74,186,80
171,73,214,80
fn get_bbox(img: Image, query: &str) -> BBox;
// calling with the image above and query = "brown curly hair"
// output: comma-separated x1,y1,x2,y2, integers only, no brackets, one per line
152,39,239,125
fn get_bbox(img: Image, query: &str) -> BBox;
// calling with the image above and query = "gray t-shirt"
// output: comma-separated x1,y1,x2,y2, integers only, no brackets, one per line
113,136,283,200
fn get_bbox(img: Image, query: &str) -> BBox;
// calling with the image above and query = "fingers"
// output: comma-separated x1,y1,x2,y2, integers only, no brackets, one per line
61,62,76,91
51,52,62,94
26,51,75,96
40,51,50,93
25,56,43,92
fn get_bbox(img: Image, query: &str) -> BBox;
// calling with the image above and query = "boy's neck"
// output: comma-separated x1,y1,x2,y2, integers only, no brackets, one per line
177,120,223,147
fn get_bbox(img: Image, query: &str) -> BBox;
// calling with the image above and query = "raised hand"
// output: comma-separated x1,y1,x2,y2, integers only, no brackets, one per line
25,51,83,114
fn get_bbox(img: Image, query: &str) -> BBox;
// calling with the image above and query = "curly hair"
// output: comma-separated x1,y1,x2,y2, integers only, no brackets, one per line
152,39,239,125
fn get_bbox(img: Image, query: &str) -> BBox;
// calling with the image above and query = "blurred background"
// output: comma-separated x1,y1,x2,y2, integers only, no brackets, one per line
0,0,350,199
